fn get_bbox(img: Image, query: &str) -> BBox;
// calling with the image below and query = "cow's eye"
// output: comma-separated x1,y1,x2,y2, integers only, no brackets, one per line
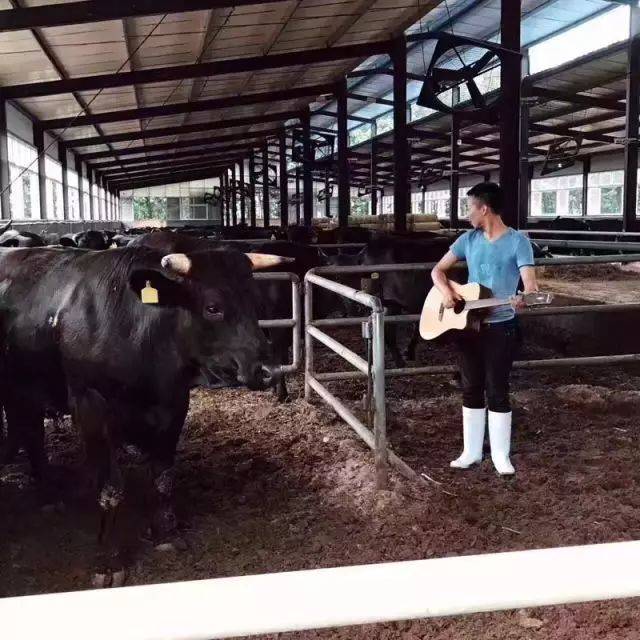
205,304,224,321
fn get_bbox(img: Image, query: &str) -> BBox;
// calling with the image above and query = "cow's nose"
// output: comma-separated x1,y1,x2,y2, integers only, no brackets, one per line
238,363,280,391
238,363,280,390
258,364,279,388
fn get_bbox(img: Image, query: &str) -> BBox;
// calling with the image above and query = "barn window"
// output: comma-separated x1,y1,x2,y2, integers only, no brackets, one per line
348,124,372,147
600,187,623,215
424,189,451,220
82,175,90,220
587,171,624,216
530,175,582,217
67,168,81,220
410,101,434,122
528,4,630,75
541,191,557,215
7,135,40,220
45,157,63,220
459,197,470,219
411,191,424,214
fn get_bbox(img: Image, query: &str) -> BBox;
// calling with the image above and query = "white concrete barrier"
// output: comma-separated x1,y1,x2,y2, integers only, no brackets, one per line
1,541,639,640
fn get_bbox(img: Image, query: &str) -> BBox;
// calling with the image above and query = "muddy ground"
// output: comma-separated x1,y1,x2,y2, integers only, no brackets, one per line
1,263,640,639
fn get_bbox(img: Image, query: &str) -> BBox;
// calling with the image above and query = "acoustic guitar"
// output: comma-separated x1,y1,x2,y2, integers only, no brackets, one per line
419,282,553,340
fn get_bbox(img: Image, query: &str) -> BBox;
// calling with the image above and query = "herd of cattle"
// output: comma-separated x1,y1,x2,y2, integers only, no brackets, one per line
0,219,550,587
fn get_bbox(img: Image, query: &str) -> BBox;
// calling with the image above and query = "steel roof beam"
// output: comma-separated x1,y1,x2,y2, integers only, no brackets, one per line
348,93,394,107
79,127,284,160
91,142,255,169
115,167,226,191
104,159,241,181
65,110,300,148
316,109,373,124
2,41,392,99
530,122,621,143
99,152,244,177
0,0,286,32
41,83,335,130
526,86,626,112
111,161,235,185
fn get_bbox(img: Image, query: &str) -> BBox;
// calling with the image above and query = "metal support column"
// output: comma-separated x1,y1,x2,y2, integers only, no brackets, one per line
450,116,459,229
0,100,10,218
279,129,288,227
499,0,522,228
582,156,591,218
59,141,69,220
75,156,84,221
34,126,48,220
220,171,225,226
295,166,301,225
100,175,106,220
231,164,237,226
325,168,331,218
392,37,409,232
623,3,640,232
87,167,95,220
518,97,530,229
336,79,350,228
371,138,378,216
249,152,256,227
302,108,313,226
262,144,270,227
239,157,246,225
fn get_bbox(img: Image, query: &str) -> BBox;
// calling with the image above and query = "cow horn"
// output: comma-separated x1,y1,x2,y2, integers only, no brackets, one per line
245,253,294,270
161,253,192,275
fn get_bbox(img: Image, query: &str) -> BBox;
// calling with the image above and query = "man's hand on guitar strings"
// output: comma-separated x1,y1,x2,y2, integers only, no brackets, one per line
509,294,526,312
443,288,464,309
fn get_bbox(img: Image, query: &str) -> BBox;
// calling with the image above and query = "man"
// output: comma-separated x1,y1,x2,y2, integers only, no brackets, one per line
431,182,539,475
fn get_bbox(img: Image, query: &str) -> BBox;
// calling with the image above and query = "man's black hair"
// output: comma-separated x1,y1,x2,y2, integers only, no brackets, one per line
467,182,504,215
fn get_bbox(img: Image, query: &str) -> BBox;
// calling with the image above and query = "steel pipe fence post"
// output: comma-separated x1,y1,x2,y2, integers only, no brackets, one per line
253,272,300,374
371,308,387,489
291,274,301,374
304,276,314,401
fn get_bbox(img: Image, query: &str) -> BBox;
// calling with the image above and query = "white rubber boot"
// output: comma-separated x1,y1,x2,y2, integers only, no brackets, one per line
488,411,515,476
450,407,486,469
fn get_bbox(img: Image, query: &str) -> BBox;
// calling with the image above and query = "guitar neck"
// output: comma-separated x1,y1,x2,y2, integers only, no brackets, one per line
465,297,511,310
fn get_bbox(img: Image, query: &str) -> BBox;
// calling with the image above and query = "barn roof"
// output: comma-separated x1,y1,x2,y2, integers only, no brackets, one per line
0,0,630,189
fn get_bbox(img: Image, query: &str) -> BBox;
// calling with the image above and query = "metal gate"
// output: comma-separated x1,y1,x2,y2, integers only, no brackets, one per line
305,253,640,485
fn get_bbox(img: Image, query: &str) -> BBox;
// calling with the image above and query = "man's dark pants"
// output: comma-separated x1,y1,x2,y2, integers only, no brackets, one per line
457,318,520,413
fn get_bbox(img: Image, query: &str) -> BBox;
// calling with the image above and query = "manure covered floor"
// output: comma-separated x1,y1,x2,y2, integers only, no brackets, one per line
1,263,639,639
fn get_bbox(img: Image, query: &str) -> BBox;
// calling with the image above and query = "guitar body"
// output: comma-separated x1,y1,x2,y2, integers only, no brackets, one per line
419,282,484,340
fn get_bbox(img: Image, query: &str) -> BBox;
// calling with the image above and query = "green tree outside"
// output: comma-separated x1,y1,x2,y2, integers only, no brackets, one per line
134,196,167,221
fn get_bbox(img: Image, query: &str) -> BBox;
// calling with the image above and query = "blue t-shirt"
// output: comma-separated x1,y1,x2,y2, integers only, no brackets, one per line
450,228,534,323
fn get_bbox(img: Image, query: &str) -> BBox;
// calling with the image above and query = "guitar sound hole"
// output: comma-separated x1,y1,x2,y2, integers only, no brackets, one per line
453,300,466,315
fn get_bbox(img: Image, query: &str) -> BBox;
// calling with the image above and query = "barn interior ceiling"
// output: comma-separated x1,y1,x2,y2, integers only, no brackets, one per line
0,0,633,191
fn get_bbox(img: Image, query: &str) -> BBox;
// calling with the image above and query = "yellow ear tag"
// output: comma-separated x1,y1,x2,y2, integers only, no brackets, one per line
141,281,159,305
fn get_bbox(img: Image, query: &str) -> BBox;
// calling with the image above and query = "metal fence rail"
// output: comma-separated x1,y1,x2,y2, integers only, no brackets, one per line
535,239,640,252
526,229,640,238
254,272,301,374
305,254,640,481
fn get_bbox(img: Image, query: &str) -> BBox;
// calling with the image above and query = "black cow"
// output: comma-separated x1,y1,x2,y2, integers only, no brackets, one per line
0,241,286,586
131,233,332,402
315,226,373,245
0,225,46,248
359,236,453,364
246,240,334,401
59,230,116,250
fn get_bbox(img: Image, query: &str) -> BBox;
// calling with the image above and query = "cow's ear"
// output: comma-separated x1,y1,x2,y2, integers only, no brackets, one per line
128,269,189,308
